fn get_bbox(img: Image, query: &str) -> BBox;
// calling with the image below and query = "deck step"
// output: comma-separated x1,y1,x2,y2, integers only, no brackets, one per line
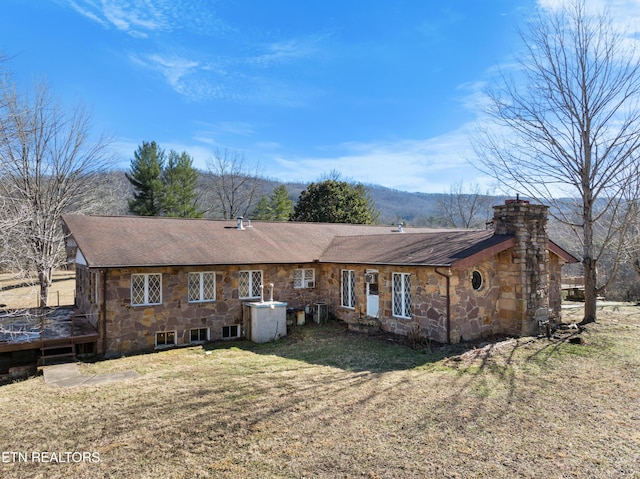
41,345,75,352
40,344,75,366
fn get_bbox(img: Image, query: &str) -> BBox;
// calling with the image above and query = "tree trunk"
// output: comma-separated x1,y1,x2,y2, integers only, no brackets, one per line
38,268,52,308
582,257,597,324
581,193,597,324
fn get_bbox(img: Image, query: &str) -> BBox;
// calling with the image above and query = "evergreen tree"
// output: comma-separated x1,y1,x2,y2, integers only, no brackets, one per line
252,195,272,220
291,179,379,224
270,184,294,220
126,141,165,216
251,184,294,221
162,150,202,218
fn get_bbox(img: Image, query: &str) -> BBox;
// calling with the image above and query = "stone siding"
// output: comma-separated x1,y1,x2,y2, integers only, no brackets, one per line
92,263,325,356
493,202,550,336
323,264,451,343
450,259,502,342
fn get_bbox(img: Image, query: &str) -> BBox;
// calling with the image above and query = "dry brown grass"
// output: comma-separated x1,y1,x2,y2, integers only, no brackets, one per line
0,304,639,478
0,271,75,309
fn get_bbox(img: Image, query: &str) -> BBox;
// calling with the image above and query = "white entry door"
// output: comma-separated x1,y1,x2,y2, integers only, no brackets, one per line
366,277,379,318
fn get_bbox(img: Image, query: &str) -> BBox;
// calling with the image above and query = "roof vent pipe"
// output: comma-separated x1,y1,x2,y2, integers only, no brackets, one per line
236,217,245,230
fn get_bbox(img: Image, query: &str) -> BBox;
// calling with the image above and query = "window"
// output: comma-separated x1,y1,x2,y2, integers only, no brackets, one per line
341,270,355,309
294,268,315,289
472,270,483,291
393,273,412,319
156,331,175,347
222,325,240,339
189,272,216,302
91,271,99,304
190,328,209,343
239,270,263,299
131,273,162,306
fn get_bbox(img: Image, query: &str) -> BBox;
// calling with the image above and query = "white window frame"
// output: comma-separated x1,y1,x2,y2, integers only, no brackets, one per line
222,325,241,339
155,330,176,348
239,270,263,299
131,273,162,306
188,272,216,303
341,269,356,309
189,327,210,343
294,268,316,289
392,272,412,319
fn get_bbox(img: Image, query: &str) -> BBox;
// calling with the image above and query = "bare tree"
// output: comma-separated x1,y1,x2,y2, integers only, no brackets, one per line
0,80,112,307
437,182,495,228
475,0,640,324
204,148,264,219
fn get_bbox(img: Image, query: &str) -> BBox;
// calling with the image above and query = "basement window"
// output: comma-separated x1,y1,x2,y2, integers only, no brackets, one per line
156,331,176,348
222,325,240,339
190,328,209,343
472,270,483,291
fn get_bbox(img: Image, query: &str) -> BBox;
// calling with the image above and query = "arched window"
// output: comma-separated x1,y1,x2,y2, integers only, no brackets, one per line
472,270,483,291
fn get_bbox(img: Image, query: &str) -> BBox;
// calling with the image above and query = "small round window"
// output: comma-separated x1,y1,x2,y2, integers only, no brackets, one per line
471,270,483,291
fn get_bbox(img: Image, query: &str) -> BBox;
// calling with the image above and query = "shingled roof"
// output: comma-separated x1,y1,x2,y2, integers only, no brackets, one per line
61,214,548,269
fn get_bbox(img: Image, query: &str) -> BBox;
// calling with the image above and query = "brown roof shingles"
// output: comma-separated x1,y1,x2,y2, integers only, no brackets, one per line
320,230,509,266
62,214,578,269
61,215,467,268
62,215,543,269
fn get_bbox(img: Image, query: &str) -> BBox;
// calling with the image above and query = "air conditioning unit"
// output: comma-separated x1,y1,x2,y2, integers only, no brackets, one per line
313,302,328,324
364,273,378,284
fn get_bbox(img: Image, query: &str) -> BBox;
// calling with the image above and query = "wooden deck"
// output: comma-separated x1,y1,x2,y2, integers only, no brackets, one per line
562,276,585,301
0,307,98,355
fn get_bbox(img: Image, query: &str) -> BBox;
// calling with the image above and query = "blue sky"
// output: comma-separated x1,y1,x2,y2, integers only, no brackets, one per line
0,0,616,193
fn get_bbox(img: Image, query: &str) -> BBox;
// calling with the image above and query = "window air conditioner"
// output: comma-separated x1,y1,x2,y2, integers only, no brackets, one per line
364,273,378,284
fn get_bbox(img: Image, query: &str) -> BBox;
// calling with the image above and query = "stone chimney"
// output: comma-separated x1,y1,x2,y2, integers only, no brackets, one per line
493,199,550,336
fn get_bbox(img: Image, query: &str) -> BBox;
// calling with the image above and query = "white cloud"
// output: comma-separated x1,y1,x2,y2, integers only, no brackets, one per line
247,36,325,67
537,0,640,33
128,52,200,95
58,0,225,37
271,128,493,193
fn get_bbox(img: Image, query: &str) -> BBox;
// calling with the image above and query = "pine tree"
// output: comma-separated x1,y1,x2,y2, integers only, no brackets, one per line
269,184,294,221
252,195,272,220
251,185,294,221
162,150,202,218
126,141,165,216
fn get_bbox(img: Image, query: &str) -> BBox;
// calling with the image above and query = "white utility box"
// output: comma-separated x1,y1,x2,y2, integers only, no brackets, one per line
244,301,287,343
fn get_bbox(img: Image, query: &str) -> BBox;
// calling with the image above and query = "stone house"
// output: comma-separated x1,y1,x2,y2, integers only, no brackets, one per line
61,200,576,357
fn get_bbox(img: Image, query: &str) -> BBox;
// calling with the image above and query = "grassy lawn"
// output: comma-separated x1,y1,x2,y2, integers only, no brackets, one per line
0,271,76,309
0,305,638,478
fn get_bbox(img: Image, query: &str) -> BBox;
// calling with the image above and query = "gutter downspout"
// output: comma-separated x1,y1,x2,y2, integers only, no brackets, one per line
435,267,452,344
102,269,108,356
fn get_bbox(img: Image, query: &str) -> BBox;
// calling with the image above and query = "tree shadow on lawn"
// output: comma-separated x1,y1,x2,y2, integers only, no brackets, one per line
202,320,529,374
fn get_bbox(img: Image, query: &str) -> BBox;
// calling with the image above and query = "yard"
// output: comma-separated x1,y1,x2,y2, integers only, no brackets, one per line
0,302,638,478
0,271,76,309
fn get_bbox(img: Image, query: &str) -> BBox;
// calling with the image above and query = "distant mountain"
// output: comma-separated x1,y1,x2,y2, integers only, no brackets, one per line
98,169,505,227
